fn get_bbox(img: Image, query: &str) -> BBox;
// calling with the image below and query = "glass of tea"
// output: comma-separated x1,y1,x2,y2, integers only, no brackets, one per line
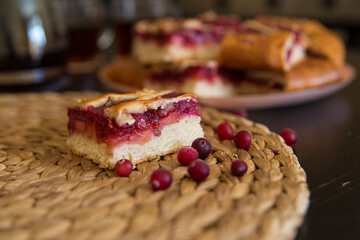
110,0,173,56
65,0,106,74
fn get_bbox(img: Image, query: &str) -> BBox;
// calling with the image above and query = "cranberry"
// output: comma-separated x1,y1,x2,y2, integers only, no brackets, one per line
134,115,147,130
150,168,172,191
115,159,133,177
188,159,209,182
280,128,297,146
234,131,252,149
191,138,212,159
145,109,159,127
233,108,248,118
177,147,199,166
174,100,199,115
231,159,248,177
217,122,234,140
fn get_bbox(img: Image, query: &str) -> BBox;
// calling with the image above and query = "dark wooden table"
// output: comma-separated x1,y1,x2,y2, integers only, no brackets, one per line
1,49,360,240
250,50,360,240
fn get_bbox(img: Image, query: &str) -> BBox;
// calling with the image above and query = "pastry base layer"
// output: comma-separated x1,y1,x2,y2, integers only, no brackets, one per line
67,116,204,168
144,77,234,98
133,40,219,63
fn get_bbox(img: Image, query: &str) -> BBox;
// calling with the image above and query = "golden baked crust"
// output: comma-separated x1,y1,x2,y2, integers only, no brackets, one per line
285,58,345,91
256,15,345,67
305,28,345,68
74,89,197,125
219,30,296,71
242,58,349,93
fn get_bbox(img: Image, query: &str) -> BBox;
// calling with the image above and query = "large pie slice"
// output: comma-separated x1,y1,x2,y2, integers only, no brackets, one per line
144,60,235,98
256,15,345,68
132,14,240,63
219,16,345,72
67,90,204,168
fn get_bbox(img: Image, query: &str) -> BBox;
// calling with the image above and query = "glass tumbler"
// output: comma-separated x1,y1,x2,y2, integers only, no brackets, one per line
65,0,106,74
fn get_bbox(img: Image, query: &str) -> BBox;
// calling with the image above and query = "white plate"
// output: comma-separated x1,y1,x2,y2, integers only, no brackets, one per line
98,61,355,110
198,77,353,110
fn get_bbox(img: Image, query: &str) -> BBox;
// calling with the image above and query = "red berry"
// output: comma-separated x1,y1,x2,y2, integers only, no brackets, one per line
234,131,252,149
231,159,248,176
233,108,248,118
217,122,234,140
280,128,297,146
115,159,133,177
150,168,172,191
191,138,212,159
188,159,209,182
177,147,199,166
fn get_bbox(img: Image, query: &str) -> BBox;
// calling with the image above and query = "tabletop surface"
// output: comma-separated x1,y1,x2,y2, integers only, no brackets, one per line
1,49,360,240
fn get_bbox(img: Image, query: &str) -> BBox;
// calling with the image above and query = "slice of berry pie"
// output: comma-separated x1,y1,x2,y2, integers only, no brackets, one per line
144,60,235,98
67,90,204,168
219,16,345,72
132,14,240,64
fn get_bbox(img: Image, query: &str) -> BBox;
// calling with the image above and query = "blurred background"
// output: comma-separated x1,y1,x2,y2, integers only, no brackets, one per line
0,0,360,89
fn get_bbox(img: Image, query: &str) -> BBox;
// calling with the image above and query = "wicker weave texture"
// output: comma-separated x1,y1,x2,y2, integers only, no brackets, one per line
0,92,309,240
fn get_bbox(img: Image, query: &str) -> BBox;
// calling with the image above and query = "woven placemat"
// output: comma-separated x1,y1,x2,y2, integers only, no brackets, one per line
0,92,309,240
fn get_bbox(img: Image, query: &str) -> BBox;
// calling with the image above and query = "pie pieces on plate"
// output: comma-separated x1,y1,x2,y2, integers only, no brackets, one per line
98,14,354,105
143,57,350,96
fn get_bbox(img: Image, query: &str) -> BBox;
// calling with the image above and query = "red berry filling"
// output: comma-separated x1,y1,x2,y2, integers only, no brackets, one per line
148,65,216,86
135,29,223,47
135,20,239,47
148,64,285,90
218,67,284,90
68,98,200,147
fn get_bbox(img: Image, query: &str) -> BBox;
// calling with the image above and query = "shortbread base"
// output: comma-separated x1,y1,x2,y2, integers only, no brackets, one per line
67,116,204,169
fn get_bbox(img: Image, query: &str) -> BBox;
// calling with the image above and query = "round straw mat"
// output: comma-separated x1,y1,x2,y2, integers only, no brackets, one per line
0,92,309,240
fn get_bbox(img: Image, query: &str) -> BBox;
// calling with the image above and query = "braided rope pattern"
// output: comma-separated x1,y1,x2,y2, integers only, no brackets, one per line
0,92,309,240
